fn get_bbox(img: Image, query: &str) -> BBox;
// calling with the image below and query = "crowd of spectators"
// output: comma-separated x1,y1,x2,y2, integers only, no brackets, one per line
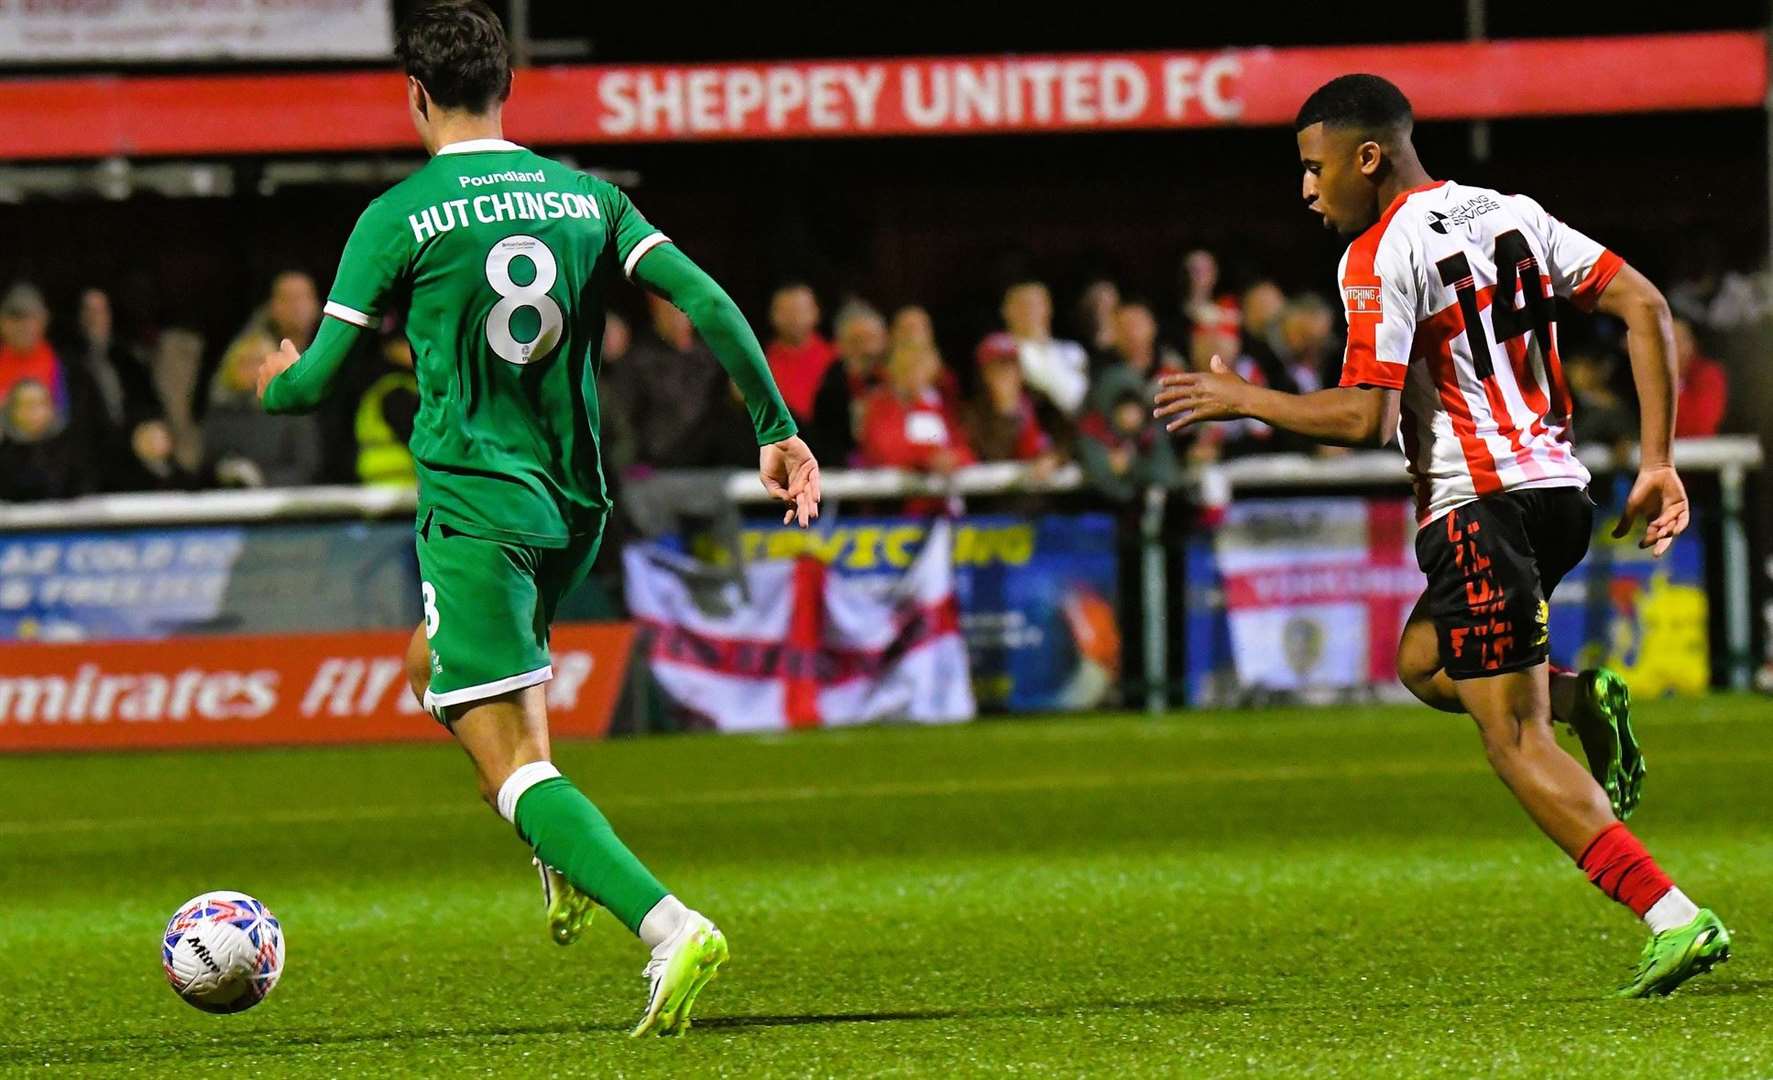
0,245,1750,507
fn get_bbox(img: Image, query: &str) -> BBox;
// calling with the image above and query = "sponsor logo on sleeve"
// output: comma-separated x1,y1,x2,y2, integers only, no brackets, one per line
1344,283,1382,317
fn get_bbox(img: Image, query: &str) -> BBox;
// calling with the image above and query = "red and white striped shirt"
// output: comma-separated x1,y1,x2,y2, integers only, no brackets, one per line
1337,180,1622,524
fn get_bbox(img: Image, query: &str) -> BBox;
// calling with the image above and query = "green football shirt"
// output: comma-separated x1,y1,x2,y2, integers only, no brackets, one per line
322,138,677,548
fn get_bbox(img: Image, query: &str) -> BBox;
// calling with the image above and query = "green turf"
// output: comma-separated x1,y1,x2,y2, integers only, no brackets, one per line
0,697,1766,1077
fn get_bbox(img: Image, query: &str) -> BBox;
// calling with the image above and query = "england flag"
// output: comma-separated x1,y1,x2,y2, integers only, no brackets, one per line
623,520,975,732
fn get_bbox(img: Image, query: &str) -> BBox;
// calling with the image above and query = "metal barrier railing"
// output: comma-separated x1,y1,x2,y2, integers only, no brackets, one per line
1,436,1762,696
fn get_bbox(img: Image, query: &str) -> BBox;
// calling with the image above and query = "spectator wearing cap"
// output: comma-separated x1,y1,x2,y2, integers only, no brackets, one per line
0,283,65,411
0,378,97,502
764,282,838,423
1075,363,1178,504
1671,316,1729,438
808,301,889,467
857,339,974,476
997,280,1089,416
963,333,1059,472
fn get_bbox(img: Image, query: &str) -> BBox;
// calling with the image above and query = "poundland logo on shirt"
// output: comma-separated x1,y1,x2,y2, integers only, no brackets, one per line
459,169,547,187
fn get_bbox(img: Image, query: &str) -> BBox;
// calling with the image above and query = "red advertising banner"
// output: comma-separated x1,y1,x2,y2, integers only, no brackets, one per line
0,622,634,752
3,33,1763,160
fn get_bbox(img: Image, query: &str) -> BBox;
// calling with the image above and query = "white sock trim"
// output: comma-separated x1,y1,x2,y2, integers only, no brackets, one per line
1644,887,1700,935
638,895,691,951
496,761,561,823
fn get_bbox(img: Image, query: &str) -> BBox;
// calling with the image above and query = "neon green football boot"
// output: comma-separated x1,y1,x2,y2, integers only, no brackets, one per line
534,858,597,946
1566,668,1645,820
631,914,729,1037
1616,909,1731,998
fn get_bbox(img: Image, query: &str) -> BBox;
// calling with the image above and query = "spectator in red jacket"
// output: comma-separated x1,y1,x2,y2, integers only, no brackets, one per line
1672,316,1729,438
858,339,973,475
765,281,837,423
0,283,64,410
962,333,1059,471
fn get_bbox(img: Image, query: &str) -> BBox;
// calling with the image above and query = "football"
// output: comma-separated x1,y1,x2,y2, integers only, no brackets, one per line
161,891,285,1014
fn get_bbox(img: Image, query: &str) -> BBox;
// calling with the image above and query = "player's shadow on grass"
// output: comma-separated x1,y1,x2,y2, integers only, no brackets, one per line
0,996,1256,1067
697,994,1257,1030
1678,975,1772,999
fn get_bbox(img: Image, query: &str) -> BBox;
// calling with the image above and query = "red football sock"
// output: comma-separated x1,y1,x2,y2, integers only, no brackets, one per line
1577,822,1673,917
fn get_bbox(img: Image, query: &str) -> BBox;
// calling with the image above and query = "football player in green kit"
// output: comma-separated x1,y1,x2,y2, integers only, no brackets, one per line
256,0,821,1037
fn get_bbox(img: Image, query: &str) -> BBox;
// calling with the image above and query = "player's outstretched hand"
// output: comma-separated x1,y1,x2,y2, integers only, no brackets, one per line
1152,356,1249,432
255,338,302,404
761,435,822,528
1613,463,1690,558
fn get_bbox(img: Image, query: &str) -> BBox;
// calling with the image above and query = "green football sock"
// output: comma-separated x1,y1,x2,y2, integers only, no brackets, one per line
509,773,668,934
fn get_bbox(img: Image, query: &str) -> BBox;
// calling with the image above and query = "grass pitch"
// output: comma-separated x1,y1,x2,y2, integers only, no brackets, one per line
0,697,1767,1077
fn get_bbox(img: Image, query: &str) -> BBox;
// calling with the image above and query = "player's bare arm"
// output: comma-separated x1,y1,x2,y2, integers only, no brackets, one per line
1152,356,1400,448
631,242,822,527
1593,262,1688,557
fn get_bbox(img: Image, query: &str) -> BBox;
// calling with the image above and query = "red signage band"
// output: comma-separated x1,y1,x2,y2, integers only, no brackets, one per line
0,622,635,752
2,33,1763,160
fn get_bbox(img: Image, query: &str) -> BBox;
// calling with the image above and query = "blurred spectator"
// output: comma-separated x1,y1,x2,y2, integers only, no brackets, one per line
808,301,888,467
352,322,420,488
890,305,936,350
1099,299,1185,390
228,271,320,359
212,271,322,484
962,334,1059,472
1181,249,1240,353
1241,280,1287,348
1076,364,1177,503
0,283,64,409
112,418,198,493
60,287,174,491
997,280,1089,416
204,332,322,487
1566,349,1637,451
615,293,731,469
0,379,96,501
597,311,638,482
858,340,974,475
765,282,837,424
1671,316,1728,439
1238,295,1341,456
1075,277,1121,352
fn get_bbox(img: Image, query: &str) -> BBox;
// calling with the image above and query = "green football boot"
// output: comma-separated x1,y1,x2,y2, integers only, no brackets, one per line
1616,909,1731,998
1565,668,1645,820
534,858,597,946
631,914,729,1037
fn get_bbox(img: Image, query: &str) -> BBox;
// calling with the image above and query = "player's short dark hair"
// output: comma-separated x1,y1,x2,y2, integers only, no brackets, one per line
395,0,513,114
1294,74,1413,139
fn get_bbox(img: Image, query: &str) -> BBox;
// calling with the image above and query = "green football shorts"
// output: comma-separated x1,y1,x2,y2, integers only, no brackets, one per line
413,513,605,717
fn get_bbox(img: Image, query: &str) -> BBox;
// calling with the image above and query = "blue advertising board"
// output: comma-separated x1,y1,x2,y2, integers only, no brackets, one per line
0,522,420,642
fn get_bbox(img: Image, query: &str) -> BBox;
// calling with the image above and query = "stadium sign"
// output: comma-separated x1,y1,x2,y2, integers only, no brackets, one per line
0,0,392,62
1,32,1763,159
0,623,633,751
